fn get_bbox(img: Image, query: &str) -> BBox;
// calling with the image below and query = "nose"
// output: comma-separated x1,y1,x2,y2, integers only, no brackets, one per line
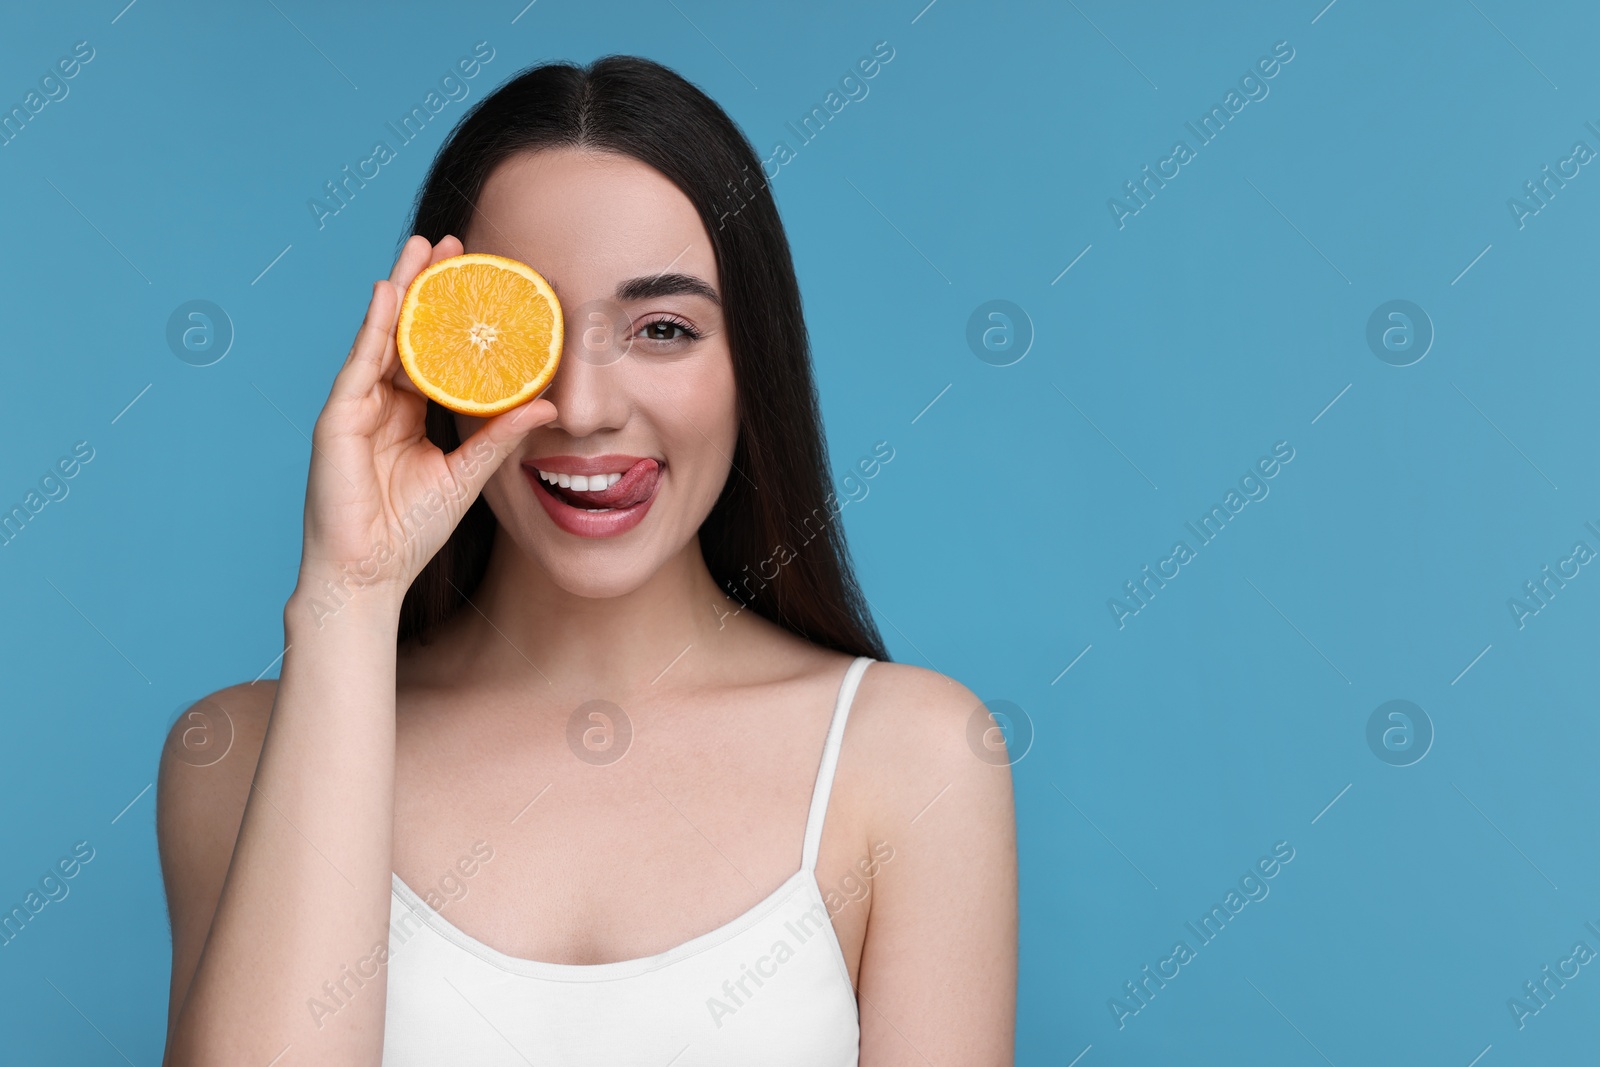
543,322,629,438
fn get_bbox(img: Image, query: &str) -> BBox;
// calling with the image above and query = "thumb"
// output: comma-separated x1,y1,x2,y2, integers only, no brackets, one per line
443,398,558,507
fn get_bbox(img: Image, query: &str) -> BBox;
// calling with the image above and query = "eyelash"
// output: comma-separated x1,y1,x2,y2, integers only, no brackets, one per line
637,315,701,345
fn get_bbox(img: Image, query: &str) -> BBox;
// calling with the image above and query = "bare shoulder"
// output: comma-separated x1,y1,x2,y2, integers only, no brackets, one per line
155,680,277,916
844,661,1018,1059
843,660,1015,840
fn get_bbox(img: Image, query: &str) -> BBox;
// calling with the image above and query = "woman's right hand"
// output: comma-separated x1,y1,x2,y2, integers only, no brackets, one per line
292,234,556,619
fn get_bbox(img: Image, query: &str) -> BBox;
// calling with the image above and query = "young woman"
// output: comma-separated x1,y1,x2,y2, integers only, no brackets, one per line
157,55,1015,1066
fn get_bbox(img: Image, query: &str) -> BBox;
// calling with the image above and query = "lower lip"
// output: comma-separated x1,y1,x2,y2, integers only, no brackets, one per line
524,465,660,538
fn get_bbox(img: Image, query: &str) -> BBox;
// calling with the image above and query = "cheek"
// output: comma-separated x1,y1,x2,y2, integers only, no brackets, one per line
700,344,738,430
666,353,737,496
480,458,521,519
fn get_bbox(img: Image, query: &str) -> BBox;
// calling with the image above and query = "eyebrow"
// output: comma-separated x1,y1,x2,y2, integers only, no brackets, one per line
545,272,721,307
618,272,721,306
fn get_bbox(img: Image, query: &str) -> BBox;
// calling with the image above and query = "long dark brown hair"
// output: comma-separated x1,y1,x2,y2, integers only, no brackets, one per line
395,55,888,662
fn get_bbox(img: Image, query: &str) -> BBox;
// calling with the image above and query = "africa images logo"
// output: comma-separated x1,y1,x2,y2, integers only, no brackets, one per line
1106,40,1296,230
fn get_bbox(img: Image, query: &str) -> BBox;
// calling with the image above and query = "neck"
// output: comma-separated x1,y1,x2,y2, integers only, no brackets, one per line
458,527,738,691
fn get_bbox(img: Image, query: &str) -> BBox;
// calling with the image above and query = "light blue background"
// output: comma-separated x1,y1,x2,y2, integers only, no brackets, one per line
2,0,1597,1063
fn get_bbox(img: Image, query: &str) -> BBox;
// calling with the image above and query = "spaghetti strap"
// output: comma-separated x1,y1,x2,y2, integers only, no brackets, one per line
800,656,874,873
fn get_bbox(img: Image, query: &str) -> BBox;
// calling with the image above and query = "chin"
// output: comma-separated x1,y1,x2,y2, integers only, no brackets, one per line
537,545,667,600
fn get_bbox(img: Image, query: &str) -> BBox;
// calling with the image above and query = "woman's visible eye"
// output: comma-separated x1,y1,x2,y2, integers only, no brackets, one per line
637,315,701,345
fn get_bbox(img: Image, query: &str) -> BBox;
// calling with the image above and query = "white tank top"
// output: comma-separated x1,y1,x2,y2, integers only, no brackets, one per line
379,656,874,1065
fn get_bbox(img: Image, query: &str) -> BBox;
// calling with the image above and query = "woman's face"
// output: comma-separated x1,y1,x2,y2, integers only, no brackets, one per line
455,147,737,598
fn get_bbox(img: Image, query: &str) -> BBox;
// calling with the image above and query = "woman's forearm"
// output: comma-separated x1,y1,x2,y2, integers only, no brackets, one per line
166,588,403,1065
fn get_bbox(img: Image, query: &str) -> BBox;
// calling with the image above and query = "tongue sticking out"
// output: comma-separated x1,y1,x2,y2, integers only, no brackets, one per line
546,458,661,510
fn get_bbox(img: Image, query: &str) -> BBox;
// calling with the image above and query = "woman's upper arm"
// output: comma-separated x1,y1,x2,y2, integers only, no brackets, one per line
852,663,1018,1066
155,681,274,1048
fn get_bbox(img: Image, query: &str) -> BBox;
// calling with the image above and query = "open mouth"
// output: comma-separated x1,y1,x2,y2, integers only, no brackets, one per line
522,457,663,537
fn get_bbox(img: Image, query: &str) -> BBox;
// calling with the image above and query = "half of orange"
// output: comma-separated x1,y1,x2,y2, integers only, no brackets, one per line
395,252,563,416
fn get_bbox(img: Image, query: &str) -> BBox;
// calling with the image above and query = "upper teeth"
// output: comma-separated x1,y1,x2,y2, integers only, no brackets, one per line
538,470,624,491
